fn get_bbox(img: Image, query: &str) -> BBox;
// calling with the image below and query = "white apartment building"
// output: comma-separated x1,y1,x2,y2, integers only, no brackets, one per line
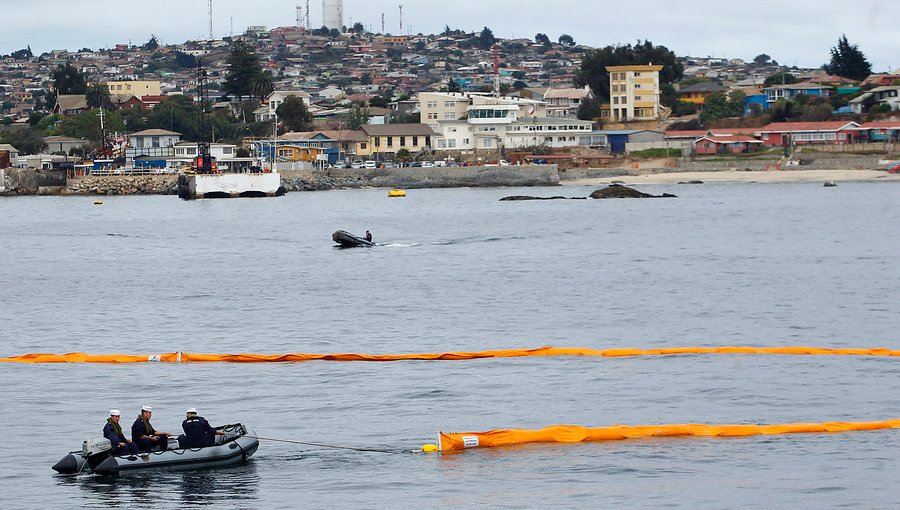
544,85,594,118
433,102,593,154
606,64,664,122
419,92,548,131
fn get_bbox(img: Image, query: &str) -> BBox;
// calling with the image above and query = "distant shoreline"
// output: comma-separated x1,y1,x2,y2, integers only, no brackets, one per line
564,169,900,186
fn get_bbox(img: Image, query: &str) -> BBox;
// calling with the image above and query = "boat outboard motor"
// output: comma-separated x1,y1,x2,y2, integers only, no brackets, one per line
52,437,111,474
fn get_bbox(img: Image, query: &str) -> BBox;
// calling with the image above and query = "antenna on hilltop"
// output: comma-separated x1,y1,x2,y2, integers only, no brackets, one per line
208,0,214,41
381,13,385,34
296,5,302,27
399,5,403,32
305,0,311,30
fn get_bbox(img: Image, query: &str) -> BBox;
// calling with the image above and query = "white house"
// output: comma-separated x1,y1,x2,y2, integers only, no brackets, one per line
128,129,181,151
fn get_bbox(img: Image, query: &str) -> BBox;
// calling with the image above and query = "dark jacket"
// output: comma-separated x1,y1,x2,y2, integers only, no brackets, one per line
131,416,157,442
103,421,127,448
182,416,217,448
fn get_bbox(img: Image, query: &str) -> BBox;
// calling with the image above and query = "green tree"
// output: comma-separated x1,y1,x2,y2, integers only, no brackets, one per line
699,90,747,125
53,109,125,142
753,54,771,65
351,22,365,35
51,63,88,95
223,41,263,101
11,46,33,60
535,33,550,45
660,83,679,109
250,71,275,101
143,35,159,51
276,95,313,132
824,35,872,81
558,34,575,47
395,148,413,162
445,78,461,93
0,127,47,155
574,40,683,101
85,83,113,109
577,96,602,121
360,73,373,86
764,72,798,87
369,95,388,108
476,27,496,50
346,103,369,130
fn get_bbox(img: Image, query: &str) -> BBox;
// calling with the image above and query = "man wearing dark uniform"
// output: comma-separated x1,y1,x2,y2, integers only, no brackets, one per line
104,409,138,455
179,408,225,448
131,405,171,452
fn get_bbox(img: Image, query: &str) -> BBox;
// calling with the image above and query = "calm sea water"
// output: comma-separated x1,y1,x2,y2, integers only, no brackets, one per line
1,181,899,509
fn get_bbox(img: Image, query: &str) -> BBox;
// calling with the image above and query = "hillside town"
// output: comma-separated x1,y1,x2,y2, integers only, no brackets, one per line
0,13,898,177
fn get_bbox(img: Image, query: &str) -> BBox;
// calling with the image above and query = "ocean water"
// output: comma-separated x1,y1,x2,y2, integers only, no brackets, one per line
1,181,899,508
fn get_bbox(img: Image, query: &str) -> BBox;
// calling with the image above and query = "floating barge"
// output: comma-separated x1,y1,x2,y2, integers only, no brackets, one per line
177,172,283,199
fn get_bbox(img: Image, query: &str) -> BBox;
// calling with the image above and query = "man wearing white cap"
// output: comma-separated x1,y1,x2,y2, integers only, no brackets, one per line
179,408,225,448
103,409,138,455
131,405,171,453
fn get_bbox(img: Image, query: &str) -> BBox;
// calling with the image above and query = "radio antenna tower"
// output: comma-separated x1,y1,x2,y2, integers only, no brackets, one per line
305,0,312,29
296,5,302,27
381,13,385,33
208,0,214,40
399,5,403,32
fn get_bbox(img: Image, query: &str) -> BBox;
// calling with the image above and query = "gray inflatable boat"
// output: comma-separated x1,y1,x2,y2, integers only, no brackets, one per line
53,424,259,475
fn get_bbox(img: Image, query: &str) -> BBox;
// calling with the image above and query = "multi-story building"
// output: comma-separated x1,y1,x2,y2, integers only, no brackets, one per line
605,64,664,122
433,102,594,159
544,86,594,118
357,124,435,159
105,80,161,99
255,90,312,122
418,92,548,131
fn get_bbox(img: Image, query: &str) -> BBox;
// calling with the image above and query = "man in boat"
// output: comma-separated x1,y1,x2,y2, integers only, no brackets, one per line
179,408,225,448
131,405,171,452
365,230,373,242
103,409,139,455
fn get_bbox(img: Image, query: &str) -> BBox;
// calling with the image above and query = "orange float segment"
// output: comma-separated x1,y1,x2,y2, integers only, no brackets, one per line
437,420,900,452
3,346,900,363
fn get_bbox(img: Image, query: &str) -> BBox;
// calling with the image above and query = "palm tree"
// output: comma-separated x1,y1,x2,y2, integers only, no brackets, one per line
251,72,275,102
85,83,112,110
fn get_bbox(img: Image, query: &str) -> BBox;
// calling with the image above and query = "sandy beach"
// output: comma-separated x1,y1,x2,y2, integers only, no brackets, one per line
566,168,900,186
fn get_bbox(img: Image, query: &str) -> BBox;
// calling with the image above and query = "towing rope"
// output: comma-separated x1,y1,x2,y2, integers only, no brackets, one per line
254,436,404,455
2,346,899,363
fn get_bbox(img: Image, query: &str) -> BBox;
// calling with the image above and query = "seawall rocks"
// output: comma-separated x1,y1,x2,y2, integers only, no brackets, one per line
64,175,179,195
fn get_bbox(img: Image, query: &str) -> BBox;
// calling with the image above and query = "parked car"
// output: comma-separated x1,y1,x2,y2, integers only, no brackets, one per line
383,162,399,168
408,161,423,168
333,161,347,169
350,161,364,169
421,161,435,168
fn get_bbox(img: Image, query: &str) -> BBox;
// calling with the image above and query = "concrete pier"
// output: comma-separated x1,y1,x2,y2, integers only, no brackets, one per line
177,173,283,199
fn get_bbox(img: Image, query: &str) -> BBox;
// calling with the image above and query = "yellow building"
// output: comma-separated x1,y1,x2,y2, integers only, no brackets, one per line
358,124,435,159
605,65,664,122
105,80,162,98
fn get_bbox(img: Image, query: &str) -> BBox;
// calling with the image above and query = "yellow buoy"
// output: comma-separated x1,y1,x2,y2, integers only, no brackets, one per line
421,444,439,453
93,200,103,205
388,189,407,198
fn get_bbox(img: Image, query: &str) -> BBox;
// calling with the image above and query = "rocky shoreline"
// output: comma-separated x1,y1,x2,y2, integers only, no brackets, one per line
1,154,896,196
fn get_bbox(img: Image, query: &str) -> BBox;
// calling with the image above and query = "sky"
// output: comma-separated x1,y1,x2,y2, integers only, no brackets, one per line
3,0,899,72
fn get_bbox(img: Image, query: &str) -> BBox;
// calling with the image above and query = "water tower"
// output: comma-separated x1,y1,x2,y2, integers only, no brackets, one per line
322,0,343,30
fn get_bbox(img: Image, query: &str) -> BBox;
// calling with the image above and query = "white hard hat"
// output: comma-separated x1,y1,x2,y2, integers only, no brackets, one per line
109,409,121,416
141,405,153,412
186,408,197,414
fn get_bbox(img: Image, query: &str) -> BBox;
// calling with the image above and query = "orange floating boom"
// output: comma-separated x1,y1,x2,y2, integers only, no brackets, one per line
1,346,899,364
437,420,900,452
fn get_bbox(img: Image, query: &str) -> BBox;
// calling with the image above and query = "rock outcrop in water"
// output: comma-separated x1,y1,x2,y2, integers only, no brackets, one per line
501,184,675,201
589,184,676,199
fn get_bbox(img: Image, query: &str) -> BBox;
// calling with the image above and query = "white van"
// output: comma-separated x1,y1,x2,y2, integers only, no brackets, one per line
364,161,377,169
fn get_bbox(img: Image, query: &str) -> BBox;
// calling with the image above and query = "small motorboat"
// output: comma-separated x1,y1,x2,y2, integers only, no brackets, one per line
332,230,375,248
388,189,407,198
52,423,258,475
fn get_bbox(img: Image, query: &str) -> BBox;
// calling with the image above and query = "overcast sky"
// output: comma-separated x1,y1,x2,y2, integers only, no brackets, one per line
4,0,898,71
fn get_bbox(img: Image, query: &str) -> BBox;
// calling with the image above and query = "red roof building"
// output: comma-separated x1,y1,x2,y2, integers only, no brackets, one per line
755,121,863,146
693,134,763,155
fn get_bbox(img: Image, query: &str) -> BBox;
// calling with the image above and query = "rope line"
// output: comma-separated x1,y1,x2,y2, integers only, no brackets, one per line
254,436,403,455
2,346,899,363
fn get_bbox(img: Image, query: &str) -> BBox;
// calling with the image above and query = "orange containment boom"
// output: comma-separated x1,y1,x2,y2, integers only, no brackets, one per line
437,420,900,452
2,346,900,364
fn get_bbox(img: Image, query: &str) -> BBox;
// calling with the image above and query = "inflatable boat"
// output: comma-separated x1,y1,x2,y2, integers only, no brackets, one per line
52,423,258,475
332,230,375,248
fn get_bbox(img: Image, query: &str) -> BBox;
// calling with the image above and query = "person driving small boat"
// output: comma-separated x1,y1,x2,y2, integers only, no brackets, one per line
179,408,225,448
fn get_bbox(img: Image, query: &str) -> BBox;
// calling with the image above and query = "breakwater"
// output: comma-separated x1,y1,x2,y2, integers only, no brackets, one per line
281,165,560,191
